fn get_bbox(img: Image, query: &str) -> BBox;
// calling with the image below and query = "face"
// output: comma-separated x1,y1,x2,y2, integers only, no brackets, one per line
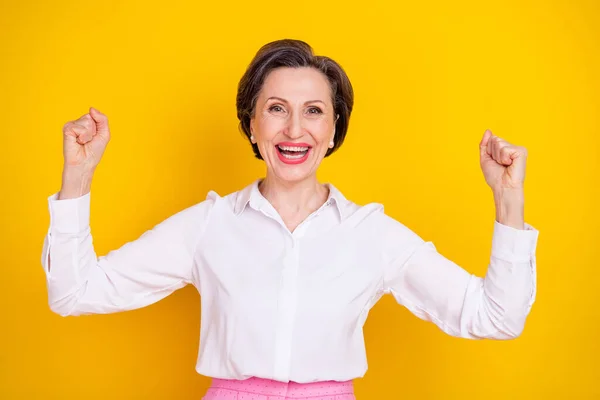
250,67,337,183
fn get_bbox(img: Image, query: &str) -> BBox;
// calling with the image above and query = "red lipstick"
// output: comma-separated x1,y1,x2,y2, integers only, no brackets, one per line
275,142,312,165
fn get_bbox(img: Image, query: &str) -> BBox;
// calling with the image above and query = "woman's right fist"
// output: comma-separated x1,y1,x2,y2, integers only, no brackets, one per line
62,107,111,171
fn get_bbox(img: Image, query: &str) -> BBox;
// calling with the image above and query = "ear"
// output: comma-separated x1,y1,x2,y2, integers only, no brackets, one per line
329,129,336,149
333,114,339,137
249,120,256,143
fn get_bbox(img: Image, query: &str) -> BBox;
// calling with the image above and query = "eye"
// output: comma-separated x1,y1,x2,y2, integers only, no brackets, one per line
307,107,323,114
269,105,284,113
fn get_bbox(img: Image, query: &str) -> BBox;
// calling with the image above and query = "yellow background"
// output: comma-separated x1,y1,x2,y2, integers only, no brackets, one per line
1,0,598,398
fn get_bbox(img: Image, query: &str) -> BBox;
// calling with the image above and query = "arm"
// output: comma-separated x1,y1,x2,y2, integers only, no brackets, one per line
40,190,215,317
382,216,539,339
381,129,539,339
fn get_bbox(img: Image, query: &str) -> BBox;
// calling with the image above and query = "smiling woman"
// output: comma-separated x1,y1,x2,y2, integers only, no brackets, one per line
249,67,340,188
41,38,540,400
237,40,352,160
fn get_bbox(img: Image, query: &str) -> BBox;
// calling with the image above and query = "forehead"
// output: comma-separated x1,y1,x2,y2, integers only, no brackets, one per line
260,67,332,102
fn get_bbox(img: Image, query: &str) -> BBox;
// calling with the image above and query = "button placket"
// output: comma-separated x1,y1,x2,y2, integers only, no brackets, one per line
273,233,301,381
269,207,320,380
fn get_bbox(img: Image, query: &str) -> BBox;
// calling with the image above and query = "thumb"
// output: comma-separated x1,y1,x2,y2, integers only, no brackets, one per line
479,129,492,159
89,107,110,136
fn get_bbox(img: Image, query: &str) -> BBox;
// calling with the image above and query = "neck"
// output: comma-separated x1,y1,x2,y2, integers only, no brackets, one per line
259,173,329,216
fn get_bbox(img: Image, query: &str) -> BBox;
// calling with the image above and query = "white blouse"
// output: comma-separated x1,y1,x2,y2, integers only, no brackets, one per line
41,179,540,383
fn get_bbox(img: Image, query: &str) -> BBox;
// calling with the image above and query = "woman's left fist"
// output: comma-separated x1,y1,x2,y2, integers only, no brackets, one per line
479,129,528,192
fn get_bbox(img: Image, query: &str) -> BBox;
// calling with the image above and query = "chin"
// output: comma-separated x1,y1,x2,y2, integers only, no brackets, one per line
271,166,315,183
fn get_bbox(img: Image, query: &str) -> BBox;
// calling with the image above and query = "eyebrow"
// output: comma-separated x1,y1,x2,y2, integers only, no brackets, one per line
266,96,326,105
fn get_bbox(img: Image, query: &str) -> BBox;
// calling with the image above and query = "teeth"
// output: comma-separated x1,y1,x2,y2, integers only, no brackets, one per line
281,152,306,159
278,145,309,152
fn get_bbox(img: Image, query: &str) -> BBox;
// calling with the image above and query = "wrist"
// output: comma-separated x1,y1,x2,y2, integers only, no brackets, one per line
59,167,95,200
493,188,525,230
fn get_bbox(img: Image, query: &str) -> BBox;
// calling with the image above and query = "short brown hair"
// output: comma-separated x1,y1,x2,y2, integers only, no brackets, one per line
236,39,354,160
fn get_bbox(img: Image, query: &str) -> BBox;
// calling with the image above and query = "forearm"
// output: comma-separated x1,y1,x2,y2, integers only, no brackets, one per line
58,166,94,200
494,188,525,230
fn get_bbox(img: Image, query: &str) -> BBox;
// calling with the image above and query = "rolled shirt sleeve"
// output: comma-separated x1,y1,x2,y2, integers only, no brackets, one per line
41,191,216,316
382,216,539,339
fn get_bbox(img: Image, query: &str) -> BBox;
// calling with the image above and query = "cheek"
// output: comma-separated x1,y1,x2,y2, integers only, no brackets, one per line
256,115,285,139
308,119,333,142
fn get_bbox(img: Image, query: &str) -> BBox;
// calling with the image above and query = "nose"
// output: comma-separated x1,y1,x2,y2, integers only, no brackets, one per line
285,110,303,139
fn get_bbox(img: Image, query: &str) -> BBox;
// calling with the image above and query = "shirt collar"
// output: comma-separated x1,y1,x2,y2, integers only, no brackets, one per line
233,179,263,216
233,179,349,220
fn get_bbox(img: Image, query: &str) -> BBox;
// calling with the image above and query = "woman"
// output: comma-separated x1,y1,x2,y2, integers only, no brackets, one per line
41,39,539,399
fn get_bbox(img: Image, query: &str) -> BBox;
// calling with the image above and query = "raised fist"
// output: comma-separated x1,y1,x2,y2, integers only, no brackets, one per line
62,107,111,172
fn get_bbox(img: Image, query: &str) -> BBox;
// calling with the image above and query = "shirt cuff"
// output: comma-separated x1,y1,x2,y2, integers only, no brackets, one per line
48,191,91,234
491,220,539,263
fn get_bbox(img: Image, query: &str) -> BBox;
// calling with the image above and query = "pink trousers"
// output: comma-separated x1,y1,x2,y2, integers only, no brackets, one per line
202,376,356,400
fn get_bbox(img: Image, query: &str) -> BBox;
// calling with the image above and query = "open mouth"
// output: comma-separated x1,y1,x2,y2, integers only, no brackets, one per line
276,144,311,160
